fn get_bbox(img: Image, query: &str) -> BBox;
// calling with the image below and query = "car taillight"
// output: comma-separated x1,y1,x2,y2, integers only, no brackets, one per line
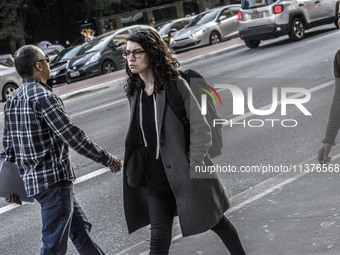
238,12,243,20
273,5,284,14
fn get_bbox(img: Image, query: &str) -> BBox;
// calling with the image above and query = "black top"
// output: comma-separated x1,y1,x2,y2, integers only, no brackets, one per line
140,90,172,196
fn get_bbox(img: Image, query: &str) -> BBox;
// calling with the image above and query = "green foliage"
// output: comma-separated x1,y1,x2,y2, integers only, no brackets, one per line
0,1,29,41
77,0,121,18
0,0,184,53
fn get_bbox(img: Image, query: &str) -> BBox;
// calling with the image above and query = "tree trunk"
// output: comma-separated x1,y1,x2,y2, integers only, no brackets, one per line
9,36,17,55
17,8,26,48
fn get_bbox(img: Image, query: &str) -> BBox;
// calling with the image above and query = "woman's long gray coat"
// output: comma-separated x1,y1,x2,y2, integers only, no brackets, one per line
123,77,230,237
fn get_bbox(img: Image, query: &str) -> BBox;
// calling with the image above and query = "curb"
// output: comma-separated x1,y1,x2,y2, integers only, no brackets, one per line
60,41,245,101
60,77,126,100
0,41,245,112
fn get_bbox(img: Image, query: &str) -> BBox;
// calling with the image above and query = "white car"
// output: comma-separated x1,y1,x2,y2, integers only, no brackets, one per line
0,67,21,102
238,0,339,48
0,54,15,70
170,5,240,52
156,17,194,44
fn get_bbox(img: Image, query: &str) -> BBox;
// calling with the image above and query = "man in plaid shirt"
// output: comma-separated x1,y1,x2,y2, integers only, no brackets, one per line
1,45,122,255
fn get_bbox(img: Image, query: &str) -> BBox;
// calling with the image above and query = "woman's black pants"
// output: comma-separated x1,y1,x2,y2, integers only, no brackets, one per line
148,192,246,255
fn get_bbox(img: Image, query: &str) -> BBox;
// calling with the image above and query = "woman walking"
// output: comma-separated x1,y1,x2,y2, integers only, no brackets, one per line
121,28,246,255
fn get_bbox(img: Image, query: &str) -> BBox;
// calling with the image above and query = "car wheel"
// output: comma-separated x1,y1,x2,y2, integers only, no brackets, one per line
102,60,116,74
2,83,18,101
209,31,221,45
289,18,305,41
244,40,261,48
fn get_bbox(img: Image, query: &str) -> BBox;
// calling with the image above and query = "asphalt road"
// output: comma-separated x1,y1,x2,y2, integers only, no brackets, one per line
0,24,339,255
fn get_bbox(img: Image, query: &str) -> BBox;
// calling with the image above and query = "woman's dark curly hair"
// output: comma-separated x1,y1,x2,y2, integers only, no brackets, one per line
124,28,180,95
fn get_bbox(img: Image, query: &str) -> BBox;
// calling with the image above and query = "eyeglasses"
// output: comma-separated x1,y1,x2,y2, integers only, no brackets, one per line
37,54,50,64
121,50,146,60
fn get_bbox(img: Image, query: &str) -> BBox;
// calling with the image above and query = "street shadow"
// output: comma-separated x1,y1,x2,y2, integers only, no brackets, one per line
246,26,338,50
304,26,338,38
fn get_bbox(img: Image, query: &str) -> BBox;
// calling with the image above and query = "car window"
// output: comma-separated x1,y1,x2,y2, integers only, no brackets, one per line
242,0,278,9
158,23,172,35
129,27,140,33
78,34,113,54
0,56,14,67
173,21,185,30
113,30,130,45
187,9,219,27
220,8,232,19
230,8,241,16
42,48,60,57
53,45,82,62
183,19,192,26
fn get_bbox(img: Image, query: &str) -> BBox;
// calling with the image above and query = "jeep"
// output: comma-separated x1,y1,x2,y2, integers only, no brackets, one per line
238,0,340,48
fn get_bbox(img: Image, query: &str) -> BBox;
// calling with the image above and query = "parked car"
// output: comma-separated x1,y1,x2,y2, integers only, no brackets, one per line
0,54,21,101
0,54,15,69
66,25,156,83
47,44,83,86
156,17,194,44
170,5,241,52
0,67,21,102
238,0,339,48
39,44,65,62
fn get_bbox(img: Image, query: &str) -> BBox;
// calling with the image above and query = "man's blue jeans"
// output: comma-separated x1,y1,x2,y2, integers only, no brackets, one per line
34,180,106,255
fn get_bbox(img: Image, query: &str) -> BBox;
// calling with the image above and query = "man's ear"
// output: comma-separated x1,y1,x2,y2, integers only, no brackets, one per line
33,62,42,72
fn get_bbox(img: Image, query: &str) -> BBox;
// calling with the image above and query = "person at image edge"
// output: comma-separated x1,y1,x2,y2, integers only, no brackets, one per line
318,20,340,164
1,45,122,255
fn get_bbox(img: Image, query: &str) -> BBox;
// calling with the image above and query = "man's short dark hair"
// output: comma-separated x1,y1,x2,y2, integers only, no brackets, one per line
14,45,41,78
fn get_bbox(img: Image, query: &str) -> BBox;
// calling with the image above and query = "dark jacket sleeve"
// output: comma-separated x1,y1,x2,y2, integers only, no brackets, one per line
176,77,212,165
323,49,340,144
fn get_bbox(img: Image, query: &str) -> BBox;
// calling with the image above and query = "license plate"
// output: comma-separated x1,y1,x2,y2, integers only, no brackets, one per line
70,71,80,78
251,12,263,19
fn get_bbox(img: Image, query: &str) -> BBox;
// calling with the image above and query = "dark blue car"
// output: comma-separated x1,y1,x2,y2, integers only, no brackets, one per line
47,45,82,86
66,25,155,83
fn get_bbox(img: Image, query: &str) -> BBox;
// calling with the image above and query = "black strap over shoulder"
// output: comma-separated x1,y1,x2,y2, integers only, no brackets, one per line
164,79,190,148
165,79,189,125
182,69,203,80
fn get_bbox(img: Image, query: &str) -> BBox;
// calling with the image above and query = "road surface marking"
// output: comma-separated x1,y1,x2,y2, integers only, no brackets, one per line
70,98,127,117
0,79,335,216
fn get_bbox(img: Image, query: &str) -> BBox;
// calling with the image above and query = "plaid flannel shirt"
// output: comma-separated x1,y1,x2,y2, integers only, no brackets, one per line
0,79,114,197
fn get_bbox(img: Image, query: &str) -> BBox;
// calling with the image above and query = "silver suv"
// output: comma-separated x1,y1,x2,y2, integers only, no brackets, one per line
238,0,339,48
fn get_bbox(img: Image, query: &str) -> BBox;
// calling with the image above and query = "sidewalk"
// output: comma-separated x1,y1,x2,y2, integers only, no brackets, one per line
117,149,340,255
54,37,245,100
0,37,244,112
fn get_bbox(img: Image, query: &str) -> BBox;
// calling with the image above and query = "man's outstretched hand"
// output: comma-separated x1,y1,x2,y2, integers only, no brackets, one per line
110,156,122,173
